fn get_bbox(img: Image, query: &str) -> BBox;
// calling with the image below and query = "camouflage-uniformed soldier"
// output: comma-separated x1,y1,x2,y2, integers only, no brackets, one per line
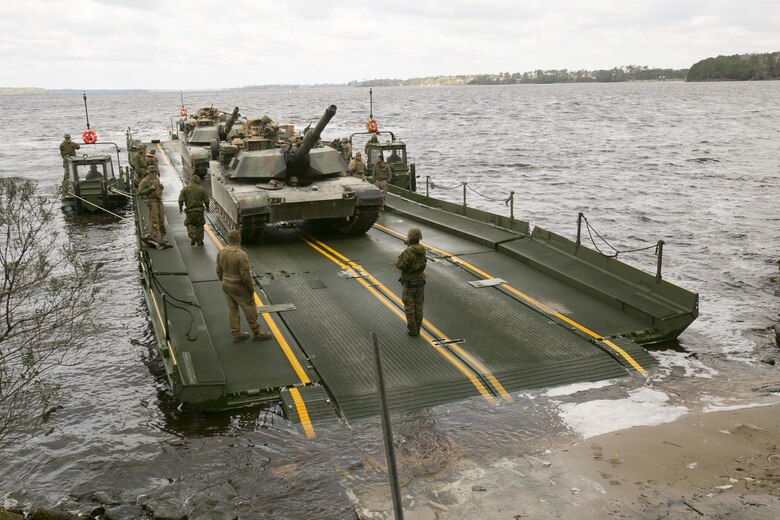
59,133,80,180
133,145,153,182
130,144,146,176
348,152,367,180
373,155,392,210
364,133,378,156
216,230,272,342
146,149,159,171
341,137,352,161
395,227,427,336
85,164,102,180
178,175,210,246
137,166,166,241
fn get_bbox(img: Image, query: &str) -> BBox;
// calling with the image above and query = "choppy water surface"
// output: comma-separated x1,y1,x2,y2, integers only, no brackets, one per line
0,82,778,517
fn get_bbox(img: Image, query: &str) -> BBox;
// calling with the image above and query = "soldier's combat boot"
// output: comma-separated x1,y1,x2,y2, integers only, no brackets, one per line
253,332,272,342
233,332,251,343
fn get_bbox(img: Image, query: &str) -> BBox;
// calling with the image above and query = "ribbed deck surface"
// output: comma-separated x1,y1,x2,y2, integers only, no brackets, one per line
142,142,665,423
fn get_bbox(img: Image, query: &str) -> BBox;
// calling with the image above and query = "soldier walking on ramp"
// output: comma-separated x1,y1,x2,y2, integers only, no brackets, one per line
137,166,167,243
395,227,427,336
178,175,210,246
216,230,272,342
59,133,80,181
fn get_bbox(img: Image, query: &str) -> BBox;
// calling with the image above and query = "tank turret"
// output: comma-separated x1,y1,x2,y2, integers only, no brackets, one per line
208,104,383,242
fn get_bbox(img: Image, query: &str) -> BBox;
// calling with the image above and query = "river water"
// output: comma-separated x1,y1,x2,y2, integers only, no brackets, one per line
0,82,778,518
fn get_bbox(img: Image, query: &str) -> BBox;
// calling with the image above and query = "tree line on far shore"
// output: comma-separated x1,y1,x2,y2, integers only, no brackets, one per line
686,52,780,81
348,65,688,87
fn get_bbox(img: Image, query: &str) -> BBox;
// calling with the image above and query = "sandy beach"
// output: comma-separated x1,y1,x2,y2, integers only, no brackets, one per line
401,402,780,519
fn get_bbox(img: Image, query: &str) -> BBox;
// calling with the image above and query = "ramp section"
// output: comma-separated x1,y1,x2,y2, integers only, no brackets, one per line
261,268,486,420
281,385,340,426
325,234,638,395
498,227,698,342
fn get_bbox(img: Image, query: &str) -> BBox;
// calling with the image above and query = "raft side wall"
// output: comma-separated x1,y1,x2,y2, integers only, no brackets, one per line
530,226,699,311
388,186,530,235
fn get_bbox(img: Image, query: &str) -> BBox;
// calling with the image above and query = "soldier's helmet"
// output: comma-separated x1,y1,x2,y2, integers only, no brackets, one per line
355,152,362,159
227,230,241,245
407,227,422,243
146,166,158,174
149,149,156,154
190,176,201,185
260,116,271,124
341,137,349,143
64,133,71,139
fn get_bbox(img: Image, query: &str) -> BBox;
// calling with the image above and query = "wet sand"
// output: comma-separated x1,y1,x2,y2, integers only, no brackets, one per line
403,402,780,519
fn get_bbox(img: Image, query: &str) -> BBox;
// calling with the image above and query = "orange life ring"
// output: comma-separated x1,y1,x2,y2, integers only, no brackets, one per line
82,129,97,144
180,107,188,117
366,118,378,133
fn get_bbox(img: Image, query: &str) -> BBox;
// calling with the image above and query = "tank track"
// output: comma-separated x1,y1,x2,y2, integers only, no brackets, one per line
211,201,266,243
330,210,379,235
239,214,266,243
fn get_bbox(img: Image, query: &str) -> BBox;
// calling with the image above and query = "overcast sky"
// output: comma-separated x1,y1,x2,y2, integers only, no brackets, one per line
1,0,778,90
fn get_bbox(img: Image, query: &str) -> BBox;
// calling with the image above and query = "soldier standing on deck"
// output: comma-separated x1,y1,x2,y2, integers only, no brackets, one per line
137,166,167,242
340,137,352,161
216,230,272,342
395,227,427,336
59,133,80,181
373,154,391,210
348,152,367,180
178,175,210,246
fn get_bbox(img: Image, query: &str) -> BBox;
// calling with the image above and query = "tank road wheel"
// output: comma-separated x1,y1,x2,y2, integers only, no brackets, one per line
330,210,379,236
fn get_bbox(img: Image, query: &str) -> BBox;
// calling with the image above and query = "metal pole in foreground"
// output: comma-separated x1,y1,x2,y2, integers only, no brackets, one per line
371,332,404,520
82,92,91,130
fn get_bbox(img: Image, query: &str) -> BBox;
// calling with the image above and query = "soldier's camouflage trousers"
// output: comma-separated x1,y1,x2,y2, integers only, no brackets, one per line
222,281,260,338
402,284,424,335
144,199,166,240
184,208,205,242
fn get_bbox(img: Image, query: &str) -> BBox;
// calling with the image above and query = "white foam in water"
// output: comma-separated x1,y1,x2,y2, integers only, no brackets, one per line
545,379,615,397
652,351,719,379
558,388,688,439
702,402,774,413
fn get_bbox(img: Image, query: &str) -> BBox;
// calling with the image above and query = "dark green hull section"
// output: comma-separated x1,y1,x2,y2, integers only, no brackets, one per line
132,141,698,432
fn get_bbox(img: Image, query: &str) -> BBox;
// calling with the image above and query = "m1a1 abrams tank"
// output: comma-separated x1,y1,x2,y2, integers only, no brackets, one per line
176,106,241,177
209,105,383,242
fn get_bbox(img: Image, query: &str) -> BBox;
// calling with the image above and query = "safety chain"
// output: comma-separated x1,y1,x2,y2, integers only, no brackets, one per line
580,213,659,258
428,179,513,204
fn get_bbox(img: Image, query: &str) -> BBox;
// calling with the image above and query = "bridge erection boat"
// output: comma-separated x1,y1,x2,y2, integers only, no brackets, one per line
129,104,698,437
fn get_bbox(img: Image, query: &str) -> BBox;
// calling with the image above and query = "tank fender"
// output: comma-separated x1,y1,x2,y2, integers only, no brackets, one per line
352,183,383,207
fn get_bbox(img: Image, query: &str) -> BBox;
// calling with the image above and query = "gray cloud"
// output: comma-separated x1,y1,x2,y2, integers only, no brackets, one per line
1,0,778,89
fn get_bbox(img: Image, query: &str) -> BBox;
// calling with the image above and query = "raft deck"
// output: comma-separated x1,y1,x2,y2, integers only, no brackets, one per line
135,141,697,436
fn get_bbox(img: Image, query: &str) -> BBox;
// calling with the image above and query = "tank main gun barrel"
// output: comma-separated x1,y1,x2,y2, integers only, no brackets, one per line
223,106,240,136
294,105,336,162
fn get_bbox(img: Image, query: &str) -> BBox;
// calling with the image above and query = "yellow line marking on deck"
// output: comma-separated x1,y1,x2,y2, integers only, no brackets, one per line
204,226,312,385
153,145,316,430
302,237,497,404
288,387,316,439
373,223,649,376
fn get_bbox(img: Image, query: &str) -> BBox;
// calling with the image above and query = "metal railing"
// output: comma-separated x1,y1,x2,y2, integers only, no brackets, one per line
423,175,515,220
576,212,665,281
